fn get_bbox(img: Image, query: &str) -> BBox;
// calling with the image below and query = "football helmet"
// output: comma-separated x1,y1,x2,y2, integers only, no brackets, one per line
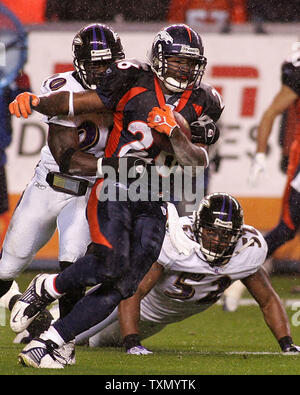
72,23,125,89
193,193,244,266
149,24,207,93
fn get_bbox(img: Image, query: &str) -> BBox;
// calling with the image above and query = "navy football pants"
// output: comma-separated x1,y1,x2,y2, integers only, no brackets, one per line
53,181,167,342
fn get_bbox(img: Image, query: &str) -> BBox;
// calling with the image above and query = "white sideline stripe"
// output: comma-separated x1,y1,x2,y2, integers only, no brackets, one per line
216,298,300,307
223,352,287,355
166,350,298,356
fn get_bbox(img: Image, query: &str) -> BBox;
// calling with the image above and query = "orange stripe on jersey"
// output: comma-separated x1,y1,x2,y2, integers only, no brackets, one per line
104,87,148,158
154,77,166,107
105,113,123,158
175,89,193,112
87,179,112,248
192,103,203,116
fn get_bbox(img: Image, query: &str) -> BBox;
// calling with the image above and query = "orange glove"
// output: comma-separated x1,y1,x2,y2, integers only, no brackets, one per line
147,104,178,137
9,92,40,119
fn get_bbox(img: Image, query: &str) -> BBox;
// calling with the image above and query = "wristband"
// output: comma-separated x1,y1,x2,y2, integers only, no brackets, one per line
68,91,74,117
123,334,141,351
278,336,293,351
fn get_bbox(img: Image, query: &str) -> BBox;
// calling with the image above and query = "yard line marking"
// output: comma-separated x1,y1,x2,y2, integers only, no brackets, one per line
216,298,300,307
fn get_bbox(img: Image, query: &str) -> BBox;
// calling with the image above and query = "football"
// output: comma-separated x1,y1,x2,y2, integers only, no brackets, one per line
151,111,192,154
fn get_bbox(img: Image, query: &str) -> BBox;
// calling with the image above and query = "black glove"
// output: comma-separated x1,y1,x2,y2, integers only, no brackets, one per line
190,115,220,145
99,157,147,178
279,336,300,353
282,344,300,353
123,334,153,355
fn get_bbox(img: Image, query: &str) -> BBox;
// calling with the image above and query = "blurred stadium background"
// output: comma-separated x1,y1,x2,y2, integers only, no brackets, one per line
2,0,300,275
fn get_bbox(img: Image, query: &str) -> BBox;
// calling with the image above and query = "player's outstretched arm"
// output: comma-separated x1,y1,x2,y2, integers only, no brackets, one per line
119,262,164,354
9,90,106,118
256,84,298,154
242,267,300,353
248,84,299,187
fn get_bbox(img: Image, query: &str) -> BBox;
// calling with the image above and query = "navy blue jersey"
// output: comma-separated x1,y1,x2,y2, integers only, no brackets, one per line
96,59,223,161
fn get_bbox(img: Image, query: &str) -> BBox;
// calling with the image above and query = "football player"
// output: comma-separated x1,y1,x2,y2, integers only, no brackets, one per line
0,23,125,356
76,193,300,355
9,24,223,369
224,42,300,311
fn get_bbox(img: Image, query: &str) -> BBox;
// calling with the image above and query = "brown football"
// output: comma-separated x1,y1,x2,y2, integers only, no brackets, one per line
151,111,192,154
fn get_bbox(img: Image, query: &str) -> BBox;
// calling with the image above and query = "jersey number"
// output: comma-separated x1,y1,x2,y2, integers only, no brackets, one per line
164,273,232,304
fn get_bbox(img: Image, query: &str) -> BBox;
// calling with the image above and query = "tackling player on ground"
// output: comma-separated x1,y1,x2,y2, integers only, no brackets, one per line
76,193,300,355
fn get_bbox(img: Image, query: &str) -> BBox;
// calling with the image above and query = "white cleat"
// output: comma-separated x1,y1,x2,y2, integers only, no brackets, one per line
10,274,54,333
18,338,66,369
0,281,21,309
58,340,76,365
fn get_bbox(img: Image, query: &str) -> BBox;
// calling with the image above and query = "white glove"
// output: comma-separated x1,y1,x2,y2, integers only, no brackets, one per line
126,346,153,355
167,202,200,256
248,152,267,187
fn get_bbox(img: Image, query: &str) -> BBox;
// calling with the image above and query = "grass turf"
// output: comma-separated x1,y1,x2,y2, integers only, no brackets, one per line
1,271,300,376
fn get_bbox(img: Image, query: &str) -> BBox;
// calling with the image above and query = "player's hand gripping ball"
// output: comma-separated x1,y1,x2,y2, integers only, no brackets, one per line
148,105,191,154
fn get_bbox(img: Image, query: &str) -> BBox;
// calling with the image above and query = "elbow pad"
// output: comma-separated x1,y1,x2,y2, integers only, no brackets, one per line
190,115,220,145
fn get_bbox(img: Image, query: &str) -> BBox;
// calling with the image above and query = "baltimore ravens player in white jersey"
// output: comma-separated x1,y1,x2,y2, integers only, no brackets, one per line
75,193,300,355
0,24,124,328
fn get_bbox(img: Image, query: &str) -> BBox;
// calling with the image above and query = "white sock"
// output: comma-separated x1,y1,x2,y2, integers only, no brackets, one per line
44,274,63,299
40,326,65,348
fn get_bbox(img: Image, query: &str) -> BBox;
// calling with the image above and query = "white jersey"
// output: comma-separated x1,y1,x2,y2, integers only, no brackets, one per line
35,71,112,184
141,217,268,324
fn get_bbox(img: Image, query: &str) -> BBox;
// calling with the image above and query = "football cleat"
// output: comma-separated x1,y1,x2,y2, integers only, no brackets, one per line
10,274,55,333
18,338,66,369
13,309,54,344
127,345,153,355
58,340,76,365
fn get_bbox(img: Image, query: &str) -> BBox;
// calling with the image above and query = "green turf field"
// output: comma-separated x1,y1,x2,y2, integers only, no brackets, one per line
1,271,300,376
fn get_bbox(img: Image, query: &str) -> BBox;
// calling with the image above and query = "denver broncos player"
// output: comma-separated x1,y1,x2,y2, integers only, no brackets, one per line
76,193,300,355
0,23,125,348
10,24,223,369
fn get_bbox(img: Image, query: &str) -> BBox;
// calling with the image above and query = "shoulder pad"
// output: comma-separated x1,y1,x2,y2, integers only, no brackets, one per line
41,71,73,93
